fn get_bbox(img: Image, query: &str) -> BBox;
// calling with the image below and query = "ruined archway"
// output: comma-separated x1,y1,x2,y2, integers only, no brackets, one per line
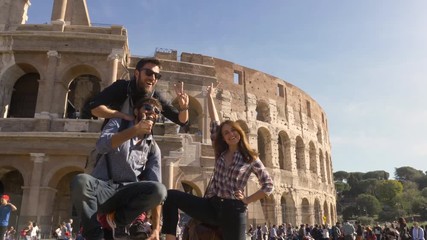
260,195,276,225
66,74,101,119
323,200,329,225
295,136,305,171
314,198,321,225
309,141,317,174
281,193,296,225
256,100,270,123
317,126,323,143
319,149,326,183
8,72,39,118
50,171,82,231
278,131,291,171
301,198,310,224
257,127,273,168
0,63,41,118
61,64,102,119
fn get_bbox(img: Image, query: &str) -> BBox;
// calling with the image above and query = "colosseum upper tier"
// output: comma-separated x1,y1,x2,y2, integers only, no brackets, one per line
0,0,336,234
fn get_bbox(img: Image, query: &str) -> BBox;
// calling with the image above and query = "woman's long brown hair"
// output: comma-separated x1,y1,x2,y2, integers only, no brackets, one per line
213,120,258,163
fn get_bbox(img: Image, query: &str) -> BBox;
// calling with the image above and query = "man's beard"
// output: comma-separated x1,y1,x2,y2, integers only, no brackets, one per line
132,83,153,103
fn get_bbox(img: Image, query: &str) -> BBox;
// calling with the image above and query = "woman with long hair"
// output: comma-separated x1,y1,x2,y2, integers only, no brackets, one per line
161,83,274,240
398,217,411,240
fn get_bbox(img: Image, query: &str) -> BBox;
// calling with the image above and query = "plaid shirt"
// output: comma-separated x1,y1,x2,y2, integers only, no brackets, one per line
205,121,274,199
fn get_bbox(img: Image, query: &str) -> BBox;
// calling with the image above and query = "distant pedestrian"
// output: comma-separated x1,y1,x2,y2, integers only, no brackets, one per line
0,195,17,240
5,226,16,240
412,222,424,240
65,219,73,238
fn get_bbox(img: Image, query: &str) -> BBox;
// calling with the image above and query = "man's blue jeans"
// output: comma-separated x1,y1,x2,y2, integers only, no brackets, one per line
70,173,167,240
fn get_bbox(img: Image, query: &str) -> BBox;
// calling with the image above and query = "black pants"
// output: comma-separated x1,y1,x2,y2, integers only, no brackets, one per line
162,190,247,240
0,226,6,240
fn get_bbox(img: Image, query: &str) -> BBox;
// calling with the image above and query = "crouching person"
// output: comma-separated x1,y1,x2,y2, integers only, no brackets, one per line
71,97,167,240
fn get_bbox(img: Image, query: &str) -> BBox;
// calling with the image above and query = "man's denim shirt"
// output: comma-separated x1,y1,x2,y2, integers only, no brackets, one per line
91,118,161,184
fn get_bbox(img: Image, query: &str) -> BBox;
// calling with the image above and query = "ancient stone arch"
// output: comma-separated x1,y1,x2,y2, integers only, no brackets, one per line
256,100,270,123
0,63,42,88
0,63,40,118
8,73,39,118
278,131,292,171
319,149,326,183
257,127,273,168
281,192,296,225
301,198,310,224
309,141,317,174
314,198,322,224
323,200,329,225
66,74,101,119
61,64,102,118
317,126,323,143
260,195,276,225
295,136,306,171
51,171,81,226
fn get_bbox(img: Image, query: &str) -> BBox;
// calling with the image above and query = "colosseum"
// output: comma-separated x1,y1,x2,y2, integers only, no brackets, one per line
0,0,336,235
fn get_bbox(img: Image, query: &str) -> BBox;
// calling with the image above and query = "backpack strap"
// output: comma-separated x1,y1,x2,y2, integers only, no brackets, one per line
105,154,113,181
105,118,130,180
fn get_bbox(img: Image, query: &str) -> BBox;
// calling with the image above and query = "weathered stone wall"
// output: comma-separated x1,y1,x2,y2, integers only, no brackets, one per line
0,0,29,31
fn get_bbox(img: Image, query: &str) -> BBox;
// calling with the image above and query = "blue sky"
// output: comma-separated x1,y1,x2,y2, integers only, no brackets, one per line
27,1,427,178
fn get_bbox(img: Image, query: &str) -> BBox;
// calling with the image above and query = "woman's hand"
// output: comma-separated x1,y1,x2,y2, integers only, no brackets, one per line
234,190,249,205
206,82,221,98
147,228,160,240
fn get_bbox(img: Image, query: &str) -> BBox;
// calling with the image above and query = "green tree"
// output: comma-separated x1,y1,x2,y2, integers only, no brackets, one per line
363,170,390,180
415,175,427,190
378,205,406,221
343,205,358,221
335,182,350,195
395,166,424,181
402,181,419,191
334,171,349,182
347,172,365,197
394,188,421,214
348,172,364,183
411,196,427,217
421,187,427,198
359,179,379,195
374,180,403,204
355,194,382,216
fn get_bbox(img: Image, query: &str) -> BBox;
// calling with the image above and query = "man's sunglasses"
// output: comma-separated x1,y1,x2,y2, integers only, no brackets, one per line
141,68,162,80
142,103,161,114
